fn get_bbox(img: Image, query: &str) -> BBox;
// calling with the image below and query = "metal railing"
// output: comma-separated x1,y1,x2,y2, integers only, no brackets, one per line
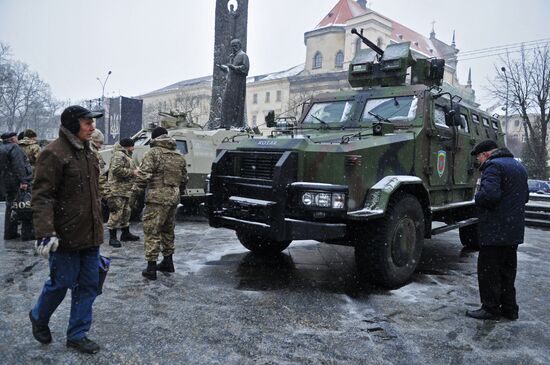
526,193,550,229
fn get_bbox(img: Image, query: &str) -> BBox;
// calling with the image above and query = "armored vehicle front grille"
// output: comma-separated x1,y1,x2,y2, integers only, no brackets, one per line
239,153,282,180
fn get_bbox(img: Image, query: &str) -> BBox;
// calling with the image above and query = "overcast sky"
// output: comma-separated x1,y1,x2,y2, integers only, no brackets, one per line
1,0,549,109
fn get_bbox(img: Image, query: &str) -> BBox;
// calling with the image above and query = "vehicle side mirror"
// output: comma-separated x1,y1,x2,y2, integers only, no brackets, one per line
265,110,276,128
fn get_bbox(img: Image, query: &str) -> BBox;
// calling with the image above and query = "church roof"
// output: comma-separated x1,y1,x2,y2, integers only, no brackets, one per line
314,0,452,59
316,0,368,28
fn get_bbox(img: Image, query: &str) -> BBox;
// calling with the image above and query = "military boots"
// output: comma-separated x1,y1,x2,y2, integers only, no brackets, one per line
158,255,175,273
109,229,122,248
142,261,157,280
120,227,139,241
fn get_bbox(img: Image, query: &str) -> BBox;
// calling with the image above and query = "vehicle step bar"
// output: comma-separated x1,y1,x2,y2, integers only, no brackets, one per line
431,218,479,236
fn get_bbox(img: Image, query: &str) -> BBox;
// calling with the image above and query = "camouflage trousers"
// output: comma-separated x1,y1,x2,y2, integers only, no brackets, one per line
143,203,177,261
107,196,131,230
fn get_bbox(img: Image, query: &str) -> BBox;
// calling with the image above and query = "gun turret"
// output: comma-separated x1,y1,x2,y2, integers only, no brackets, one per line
349,28,445,88
158,110,203,129
351,28,384,57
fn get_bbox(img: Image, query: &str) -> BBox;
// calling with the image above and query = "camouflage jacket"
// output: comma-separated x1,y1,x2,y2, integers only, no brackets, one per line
108,143,136,198
19,137,41,167
134,135,188,206
90,142,109,198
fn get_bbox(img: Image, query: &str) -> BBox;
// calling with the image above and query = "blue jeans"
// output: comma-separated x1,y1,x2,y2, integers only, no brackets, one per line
31,247,100,341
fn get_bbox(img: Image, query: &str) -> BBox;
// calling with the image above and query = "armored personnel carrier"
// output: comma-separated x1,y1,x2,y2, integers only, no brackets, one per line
101,110,254,211
207,29,504,288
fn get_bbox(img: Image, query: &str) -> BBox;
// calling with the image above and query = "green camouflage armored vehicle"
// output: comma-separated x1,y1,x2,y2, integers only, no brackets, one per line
207,28,505,288
101,111,254,210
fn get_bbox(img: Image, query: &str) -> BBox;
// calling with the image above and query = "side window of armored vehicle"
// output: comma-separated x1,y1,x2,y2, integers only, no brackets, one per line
458,113,470,133
482,117,491,138
361,96,418,124
303,100,354,124
491,119,499,130
471,114,480,135
433,106,449,128
175,140,188,155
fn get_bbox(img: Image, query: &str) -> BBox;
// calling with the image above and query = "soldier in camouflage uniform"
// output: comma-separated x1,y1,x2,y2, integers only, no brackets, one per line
133,127,187,280
18,129,41,169
107,138,140,247
90,129,109,199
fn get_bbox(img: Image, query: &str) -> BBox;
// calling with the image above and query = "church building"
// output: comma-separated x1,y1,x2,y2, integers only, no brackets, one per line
139,0,474,131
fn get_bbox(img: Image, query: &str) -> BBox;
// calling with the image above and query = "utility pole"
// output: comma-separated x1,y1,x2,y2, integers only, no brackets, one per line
96,70,112,109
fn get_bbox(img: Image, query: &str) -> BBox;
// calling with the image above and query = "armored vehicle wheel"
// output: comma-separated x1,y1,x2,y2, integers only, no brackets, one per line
236,230,291,255
459,224,480,250
355,193,424,289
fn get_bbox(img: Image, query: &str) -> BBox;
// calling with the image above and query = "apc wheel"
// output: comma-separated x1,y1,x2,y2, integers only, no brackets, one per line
459,223,480,250
236,230,291,255
355,193,425,289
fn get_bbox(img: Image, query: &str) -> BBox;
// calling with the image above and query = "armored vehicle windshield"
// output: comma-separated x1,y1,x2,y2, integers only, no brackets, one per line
360,95,419,125
303,100,354,125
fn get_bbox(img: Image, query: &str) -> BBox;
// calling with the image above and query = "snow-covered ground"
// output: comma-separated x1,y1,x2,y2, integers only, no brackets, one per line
1,206,549,364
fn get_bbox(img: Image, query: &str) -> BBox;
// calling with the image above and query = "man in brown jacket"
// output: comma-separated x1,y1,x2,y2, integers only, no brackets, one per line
29,105,104,354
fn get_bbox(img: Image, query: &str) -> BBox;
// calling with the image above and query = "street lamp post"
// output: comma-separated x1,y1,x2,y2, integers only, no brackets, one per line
501,66,509,146
96,70,112,108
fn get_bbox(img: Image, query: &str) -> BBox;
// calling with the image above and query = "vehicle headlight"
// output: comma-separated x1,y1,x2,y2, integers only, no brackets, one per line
300,191,346,209
301,192,314,206
332,193,346,209
315,193,331,207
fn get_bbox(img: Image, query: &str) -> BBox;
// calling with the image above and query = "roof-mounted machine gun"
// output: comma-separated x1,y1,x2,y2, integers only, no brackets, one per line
349,28,445,88
158,110,203,129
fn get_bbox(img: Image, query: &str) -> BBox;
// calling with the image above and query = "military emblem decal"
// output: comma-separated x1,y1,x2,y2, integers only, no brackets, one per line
437,150,446,177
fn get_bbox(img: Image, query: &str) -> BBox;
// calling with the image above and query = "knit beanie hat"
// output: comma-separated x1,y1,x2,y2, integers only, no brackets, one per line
151,127,168,139
24,129,37,138
119,138,135,147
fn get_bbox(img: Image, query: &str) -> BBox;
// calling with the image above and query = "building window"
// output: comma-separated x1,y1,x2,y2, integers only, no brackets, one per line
515,120,520,127
252,115,257,127
276,90,282,102
313,51,323,69
377,37,384,48
253,93,258,104
265,91,270,103
355,38,362,55
335,51,344,68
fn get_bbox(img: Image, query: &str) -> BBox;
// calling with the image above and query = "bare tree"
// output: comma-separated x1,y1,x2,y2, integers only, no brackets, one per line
0,44,65,138
491,45,550,179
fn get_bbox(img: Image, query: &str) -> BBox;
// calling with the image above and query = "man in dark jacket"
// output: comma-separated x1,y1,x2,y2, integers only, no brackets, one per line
466,139,529,321
0,132,33,240
29,105,104,354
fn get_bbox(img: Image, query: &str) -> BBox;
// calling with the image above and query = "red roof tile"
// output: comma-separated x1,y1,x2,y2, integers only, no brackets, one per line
315,1,448,58
316,0,368,28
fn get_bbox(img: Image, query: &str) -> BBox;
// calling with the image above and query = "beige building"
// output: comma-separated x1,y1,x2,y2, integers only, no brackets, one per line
501,114,550,157
139,0,474,131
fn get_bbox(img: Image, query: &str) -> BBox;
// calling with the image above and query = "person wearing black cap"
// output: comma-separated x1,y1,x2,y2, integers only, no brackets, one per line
0,131,33,240
133,126,187,280
106,137,140,246
466,139,529,321
29,105,104,354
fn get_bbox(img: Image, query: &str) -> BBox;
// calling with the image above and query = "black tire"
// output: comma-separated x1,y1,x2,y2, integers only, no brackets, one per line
355,193,425,289
236,230,291,255
459,223,480,250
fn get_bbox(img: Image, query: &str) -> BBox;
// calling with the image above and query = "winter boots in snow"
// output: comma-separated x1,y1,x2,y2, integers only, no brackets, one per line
158,255,175,273
109,229,121,247
142,261,157,280
120,226,139,241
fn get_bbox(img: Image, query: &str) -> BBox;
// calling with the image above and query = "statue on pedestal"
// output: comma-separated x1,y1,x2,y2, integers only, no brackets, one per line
218,39,249,128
